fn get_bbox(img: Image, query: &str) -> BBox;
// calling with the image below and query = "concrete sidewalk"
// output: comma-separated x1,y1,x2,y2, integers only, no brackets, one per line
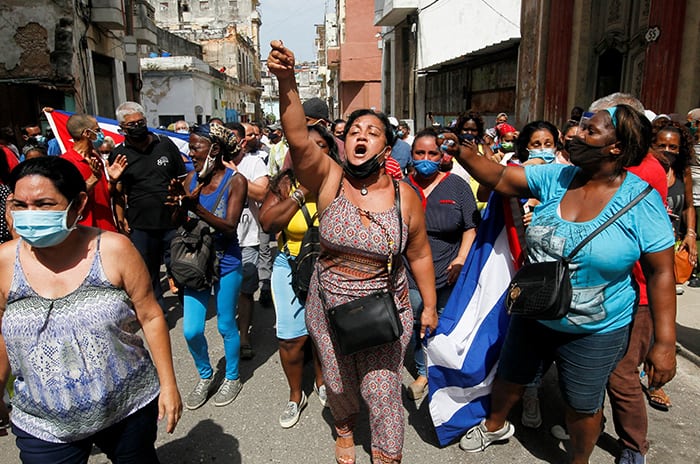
676,280,700,366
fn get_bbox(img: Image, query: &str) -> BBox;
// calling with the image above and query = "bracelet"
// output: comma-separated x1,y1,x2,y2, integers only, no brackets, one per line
291,189,305,207
688,230,697,237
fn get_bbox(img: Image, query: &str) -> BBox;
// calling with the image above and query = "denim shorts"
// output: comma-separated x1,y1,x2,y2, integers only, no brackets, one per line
271,253,308,339
240,245,260,294
497,316,630,414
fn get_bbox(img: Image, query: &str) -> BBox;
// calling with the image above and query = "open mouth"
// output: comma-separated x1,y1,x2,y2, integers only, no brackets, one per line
354,144,368,156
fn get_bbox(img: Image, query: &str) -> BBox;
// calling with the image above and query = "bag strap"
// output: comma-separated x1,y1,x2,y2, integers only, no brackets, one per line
211,172,235,215
565,184,653,261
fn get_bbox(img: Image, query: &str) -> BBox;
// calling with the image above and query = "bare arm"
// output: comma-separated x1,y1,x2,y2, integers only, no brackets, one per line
102,233,182,433
641,247,677,388
401,183,438,337
680,167,697,265
444,133,531,198
446,228,476,286
267,40,338,200
259,178,309,235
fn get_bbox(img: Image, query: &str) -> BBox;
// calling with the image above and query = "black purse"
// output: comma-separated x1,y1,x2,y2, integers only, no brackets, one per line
325,181,404,355
506,185,652,320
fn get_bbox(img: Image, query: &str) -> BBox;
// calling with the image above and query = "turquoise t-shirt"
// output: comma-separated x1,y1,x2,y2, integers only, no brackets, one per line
524,164,674,334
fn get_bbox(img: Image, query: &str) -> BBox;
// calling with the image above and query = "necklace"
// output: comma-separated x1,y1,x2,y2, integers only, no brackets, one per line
361,185,368,196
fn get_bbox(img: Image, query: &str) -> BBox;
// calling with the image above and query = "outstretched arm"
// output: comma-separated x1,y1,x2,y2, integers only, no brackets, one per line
443,133,531,198
267,40,336,198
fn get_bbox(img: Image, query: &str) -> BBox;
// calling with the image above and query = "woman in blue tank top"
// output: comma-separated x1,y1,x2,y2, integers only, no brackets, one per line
168,123,248,410
0,157,181,462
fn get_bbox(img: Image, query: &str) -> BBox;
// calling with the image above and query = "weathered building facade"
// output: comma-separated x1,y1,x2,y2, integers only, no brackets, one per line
155,0,262,121
0,0,158,134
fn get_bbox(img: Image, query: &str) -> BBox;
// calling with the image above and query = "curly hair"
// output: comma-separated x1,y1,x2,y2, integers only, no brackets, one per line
653,121,697,177
454,111,486,139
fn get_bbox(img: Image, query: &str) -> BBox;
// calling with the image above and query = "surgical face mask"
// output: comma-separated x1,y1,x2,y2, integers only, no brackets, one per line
527,147,556,163
396,130,404,138
176,129,189,134
12,201,79,248
501,141,515,153
89,129,105,149
34,135,47,145
196,145,216,178
413,159,440,177
564,138,614,167
343,147,388,179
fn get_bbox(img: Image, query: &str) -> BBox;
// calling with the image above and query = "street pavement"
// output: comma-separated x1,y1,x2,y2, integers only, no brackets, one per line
1,279,699,463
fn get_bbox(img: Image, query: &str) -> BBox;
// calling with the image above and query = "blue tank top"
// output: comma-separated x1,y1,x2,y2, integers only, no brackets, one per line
189,168,242,275
3,234,160,442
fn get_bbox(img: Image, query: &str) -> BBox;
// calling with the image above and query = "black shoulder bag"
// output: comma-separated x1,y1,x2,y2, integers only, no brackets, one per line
506,185,652,320
324,181,404,355
170,176,234,291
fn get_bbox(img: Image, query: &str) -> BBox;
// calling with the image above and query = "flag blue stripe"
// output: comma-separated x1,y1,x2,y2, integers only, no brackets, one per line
427,193,515,447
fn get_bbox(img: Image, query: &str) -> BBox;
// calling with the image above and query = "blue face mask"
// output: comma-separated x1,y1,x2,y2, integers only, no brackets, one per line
527,147,556,163
89,129,105,149
413,159,440,177
12,202,78,248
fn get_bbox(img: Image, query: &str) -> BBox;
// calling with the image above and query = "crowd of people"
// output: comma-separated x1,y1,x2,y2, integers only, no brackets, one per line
0,39,698,464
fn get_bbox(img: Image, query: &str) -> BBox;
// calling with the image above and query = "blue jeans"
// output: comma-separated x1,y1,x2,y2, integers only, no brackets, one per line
13,399,159,464
129,228,176,310
497,316,630,413
183,268,243,380
409,286,453,377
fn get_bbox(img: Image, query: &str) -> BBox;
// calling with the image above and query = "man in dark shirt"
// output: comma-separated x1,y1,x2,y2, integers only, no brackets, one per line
110,101,186,311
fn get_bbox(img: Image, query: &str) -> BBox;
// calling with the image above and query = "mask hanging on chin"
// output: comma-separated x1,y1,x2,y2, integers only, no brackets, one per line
12,201,79,248
197,145,217,179
564,138,615,167
343,147,388,179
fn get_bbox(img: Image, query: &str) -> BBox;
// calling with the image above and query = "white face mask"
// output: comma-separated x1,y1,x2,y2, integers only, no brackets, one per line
196,145,216,178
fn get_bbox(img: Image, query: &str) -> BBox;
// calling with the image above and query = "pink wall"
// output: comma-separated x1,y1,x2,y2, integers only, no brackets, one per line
339,0,382,114
340,81,382,118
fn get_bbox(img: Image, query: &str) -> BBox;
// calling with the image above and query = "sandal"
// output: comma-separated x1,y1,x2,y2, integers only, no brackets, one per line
335,434,355,464
407,376,428,400
644,386,672,411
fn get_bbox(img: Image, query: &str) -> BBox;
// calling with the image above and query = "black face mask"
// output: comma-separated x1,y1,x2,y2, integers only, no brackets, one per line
565,137,614,167
343,148,387,179
661,150,678,169
125,125,149,142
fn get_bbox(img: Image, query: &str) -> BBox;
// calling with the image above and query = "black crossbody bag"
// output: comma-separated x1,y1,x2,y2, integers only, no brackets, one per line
324,181,404,355
506,185,652,320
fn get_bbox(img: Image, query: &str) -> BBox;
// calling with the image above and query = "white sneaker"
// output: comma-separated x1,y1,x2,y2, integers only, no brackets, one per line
279,392,308,428
314,383,328,408
459,419,515,452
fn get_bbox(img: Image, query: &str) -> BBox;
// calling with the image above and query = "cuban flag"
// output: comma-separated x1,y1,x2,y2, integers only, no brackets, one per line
44,110,188,154
426,193,524,446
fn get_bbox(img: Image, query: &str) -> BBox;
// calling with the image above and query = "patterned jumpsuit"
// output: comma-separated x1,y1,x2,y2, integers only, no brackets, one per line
305,190,413,464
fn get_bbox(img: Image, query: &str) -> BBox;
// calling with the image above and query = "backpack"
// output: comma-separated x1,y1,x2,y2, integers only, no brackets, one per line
170,175,233,291
283,204,320,305
170,219,218,291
